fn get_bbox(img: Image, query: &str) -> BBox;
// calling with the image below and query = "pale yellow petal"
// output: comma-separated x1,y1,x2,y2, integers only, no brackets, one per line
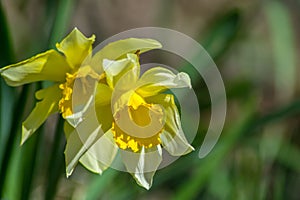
103,53,140,89
145,94,194,156
136,67,191,97
95,83,112,107
91,38,162,73
94,83,114,133
64,121,74,139
1,50,70,86
21,84,61,145
56,28,95,68
121,146,162,190
95,103,113,133
64,120,104,177
79,130,118,174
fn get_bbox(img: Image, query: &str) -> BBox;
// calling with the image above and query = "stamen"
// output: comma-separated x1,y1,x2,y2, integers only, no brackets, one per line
58,66,101,118
59,73,76,118
112,122,162,152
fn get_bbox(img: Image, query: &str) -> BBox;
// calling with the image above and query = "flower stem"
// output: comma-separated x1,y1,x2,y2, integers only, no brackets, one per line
20,83,43,200
45,116,65,200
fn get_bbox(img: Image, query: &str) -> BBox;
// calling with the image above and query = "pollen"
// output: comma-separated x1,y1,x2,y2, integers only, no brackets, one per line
59,73,76,118
58,66,101,118
112,121,162,152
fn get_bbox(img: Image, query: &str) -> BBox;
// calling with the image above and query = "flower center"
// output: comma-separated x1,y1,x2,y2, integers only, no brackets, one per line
112,92,164,152
58,65,101,118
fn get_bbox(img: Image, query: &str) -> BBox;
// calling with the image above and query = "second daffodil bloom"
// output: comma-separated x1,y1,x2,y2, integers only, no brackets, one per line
65,46,194,189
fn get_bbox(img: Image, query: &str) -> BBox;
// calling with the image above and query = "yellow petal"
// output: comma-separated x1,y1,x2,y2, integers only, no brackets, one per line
94,84,113,134
136,67,191,97
21,84,61,145
103,53,140,89
64,121,74,139
91,38,162,73
79,130,118,174
121,146,162,190
95,83,112,107
56,28,95,69
95,103,113,133
66,82,112,129
145,94,194,156
64,119,104,177
1,50,70,86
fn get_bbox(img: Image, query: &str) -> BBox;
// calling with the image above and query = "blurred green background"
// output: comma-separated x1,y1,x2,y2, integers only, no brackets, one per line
1,0,300,199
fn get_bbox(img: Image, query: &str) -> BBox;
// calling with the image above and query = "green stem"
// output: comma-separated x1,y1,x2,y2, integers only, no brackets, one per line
44,1,74,199
20,128,43,200
20,83,43,200
45,117,65,200
0,84,30,197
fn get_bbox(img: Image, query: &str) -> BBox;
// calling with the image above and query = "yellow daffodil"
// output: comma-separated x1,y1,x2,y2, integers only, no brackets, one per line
0,28,161,147
65,49,194,189
1,27,194,190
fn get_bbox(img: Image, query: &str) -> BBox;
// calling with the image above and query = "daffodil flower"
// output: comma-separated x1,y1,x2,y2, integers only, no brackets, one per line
65,49,194,189
0,28,161,146
1,27,194,189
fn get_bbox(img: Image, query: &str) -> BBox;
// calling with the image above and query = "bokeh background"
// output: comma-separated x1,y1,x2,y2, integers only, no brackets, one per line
1,0,300,199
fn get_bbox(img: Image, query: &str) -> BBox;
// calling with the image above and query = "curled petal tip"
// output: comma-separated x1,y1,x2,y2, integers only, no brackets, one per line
176,72,192,89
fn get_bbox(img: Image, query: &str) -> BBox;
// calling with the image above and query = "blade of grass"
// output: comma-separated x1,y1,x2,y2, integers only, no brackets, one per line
0,0,14,165
2,135,23,200
48,0,74,48
201,9,241,61
181,10,241,84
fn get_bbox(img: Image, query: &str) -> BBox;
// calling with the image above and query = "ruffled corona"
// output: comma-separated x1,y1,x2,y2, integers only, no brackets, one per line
110,90,164,152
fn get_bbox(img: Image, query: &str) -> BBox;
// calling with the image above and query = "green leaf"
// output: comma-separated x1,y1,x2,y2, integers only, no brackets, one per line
0,1,13,66
265,1,297,101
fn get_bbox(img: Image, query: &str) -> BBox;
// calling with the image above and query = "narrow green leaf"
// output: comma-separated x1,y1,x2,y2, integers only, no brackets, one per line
48,0,74,48
201,10,241,60
0,85,30,197
265,2,297,102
